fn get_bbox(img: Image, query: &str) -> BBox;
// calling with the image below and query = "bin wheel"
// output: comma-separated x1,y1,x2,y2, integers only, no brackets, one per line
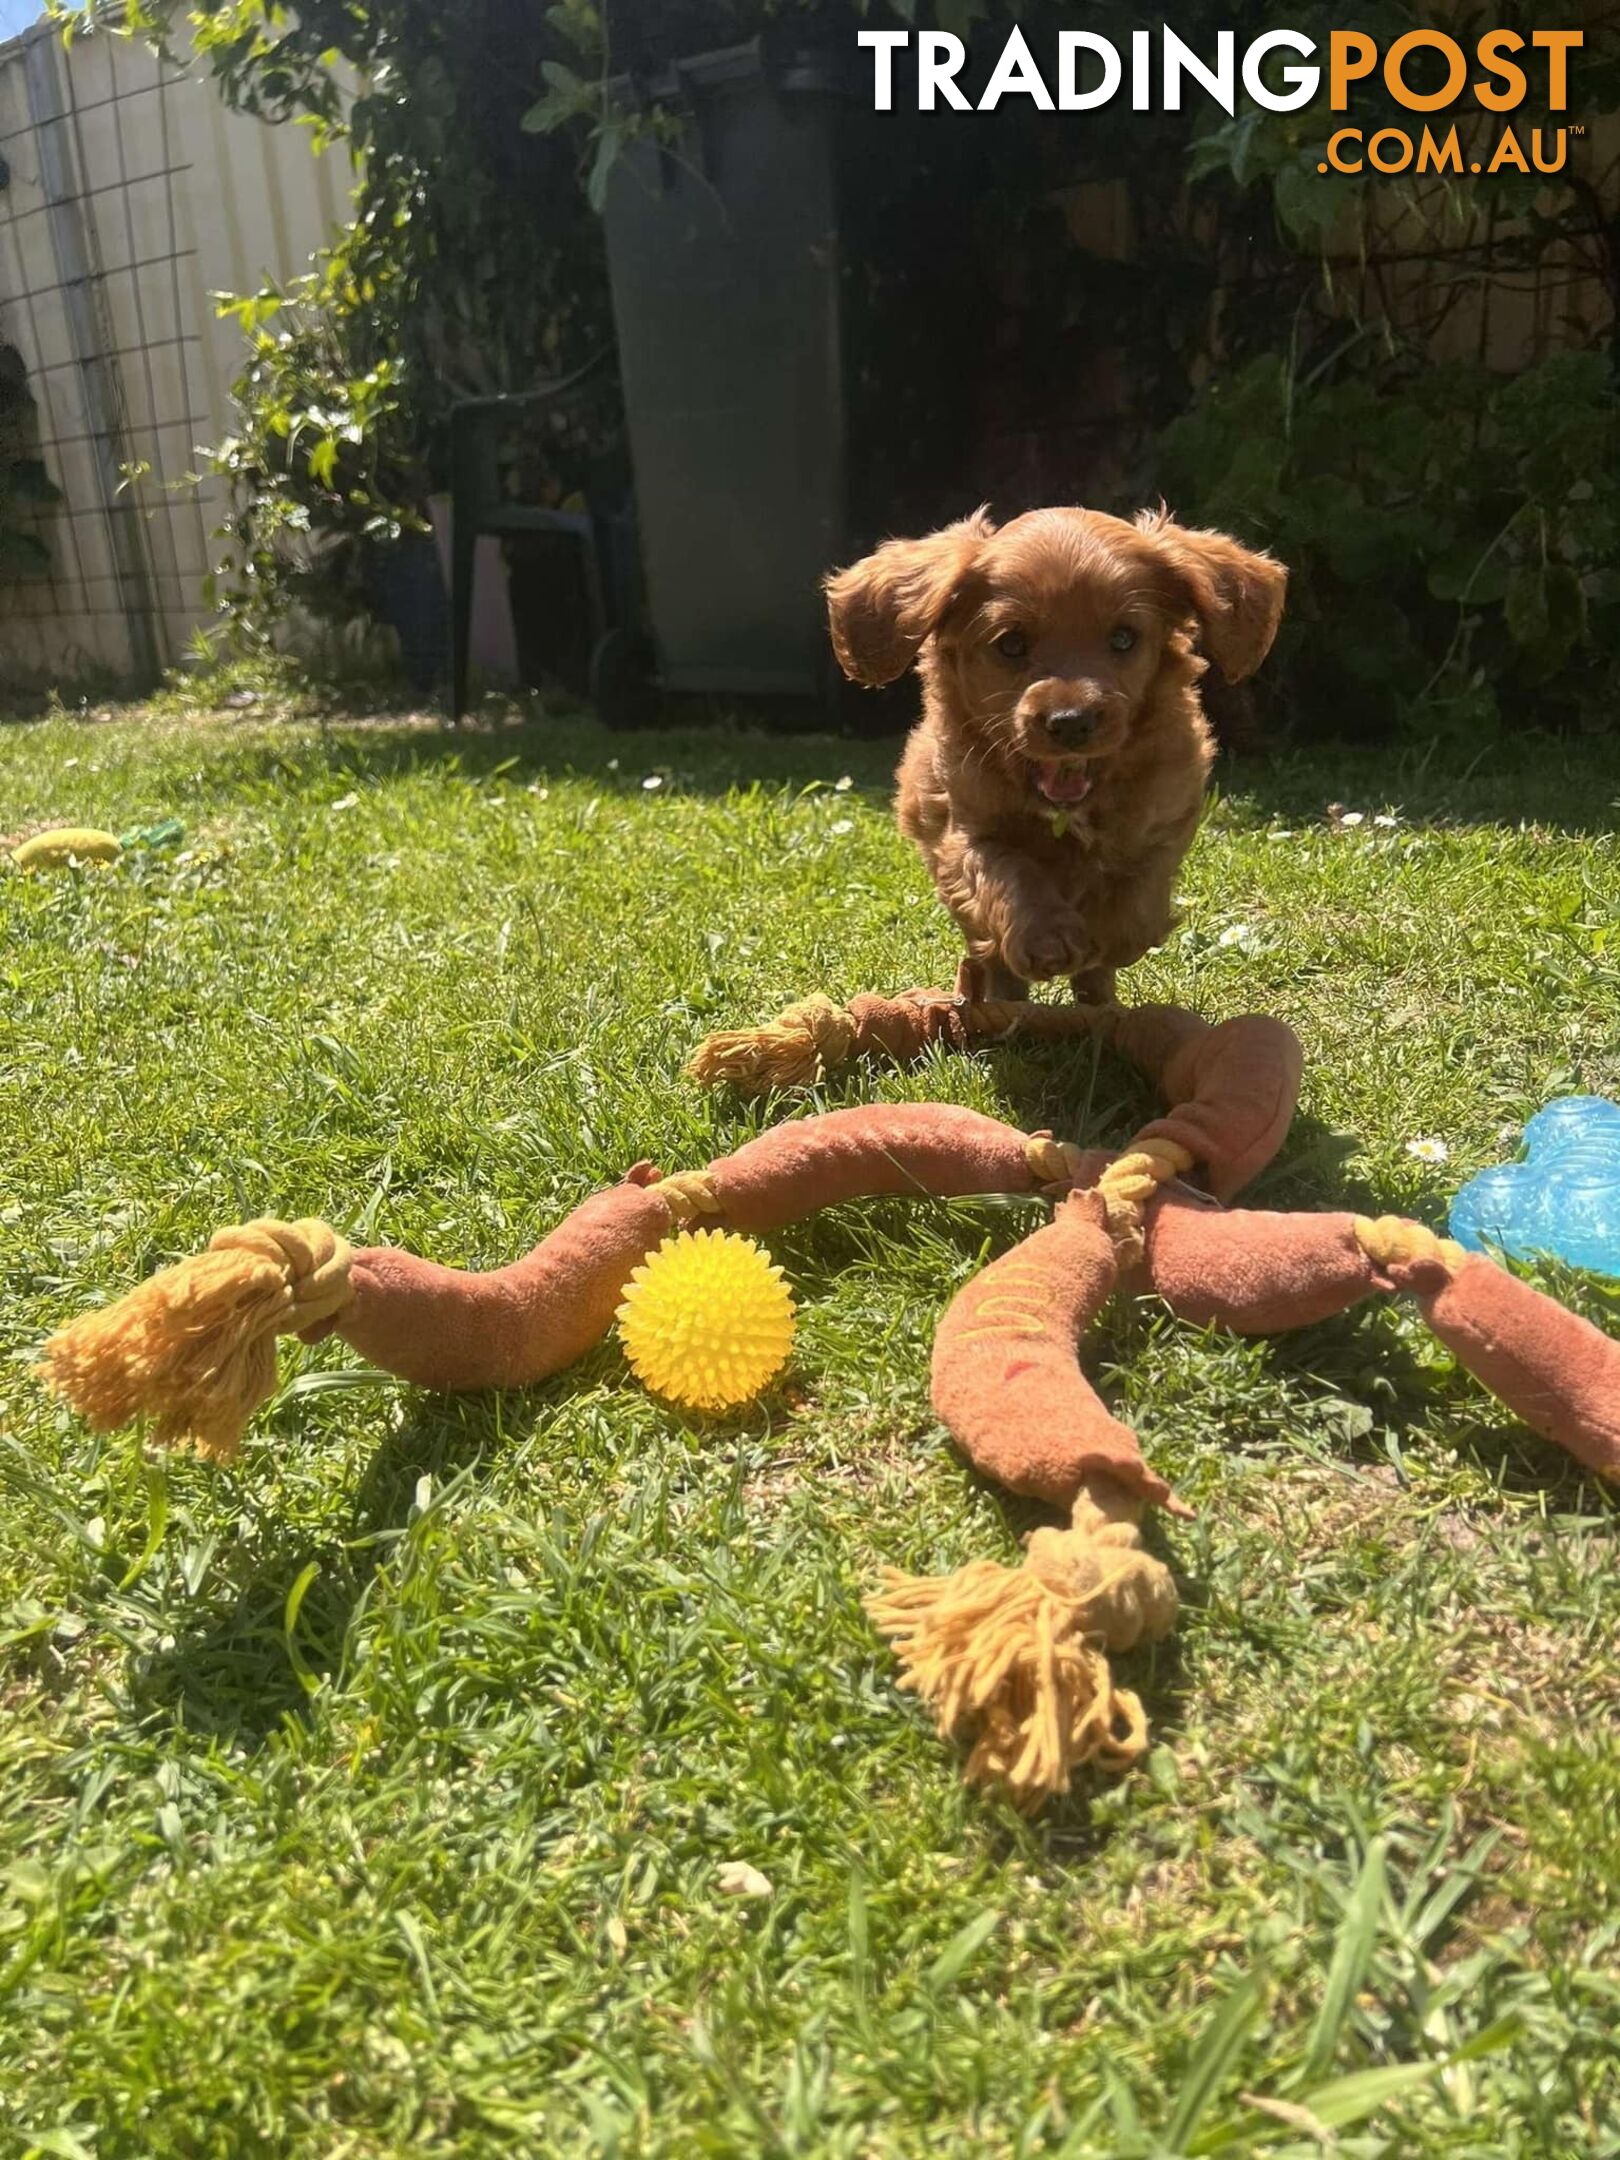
590,628,660,730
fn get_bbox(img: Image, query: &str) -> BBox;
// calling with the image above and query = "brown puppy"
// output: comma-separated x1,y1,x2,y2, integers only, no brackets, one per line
825,506,1285,1004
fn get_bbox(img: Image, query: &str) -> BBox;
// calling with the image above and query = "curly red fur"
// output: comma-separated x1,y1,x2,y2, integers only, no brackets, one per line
825,505,1285,1003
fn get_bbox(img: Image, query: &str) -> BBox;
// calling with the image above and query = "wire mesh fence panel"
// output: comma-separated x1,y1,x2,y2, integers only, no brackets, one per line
0,17,350,689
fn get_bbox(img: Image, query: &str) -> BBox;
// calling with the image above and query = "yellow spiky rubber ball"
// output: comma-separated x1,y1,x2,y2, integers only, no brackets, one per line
616,1228,795,1412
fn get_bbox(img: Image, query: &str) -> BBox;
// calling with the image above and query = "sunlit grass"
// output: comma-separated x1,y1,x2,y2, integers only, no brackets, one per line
2,699,1617,2156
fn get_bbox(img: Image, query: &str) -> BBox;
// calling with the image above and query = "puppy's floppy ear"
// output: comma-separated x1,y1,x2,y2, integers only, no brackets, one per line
824,509,994,686
1139,511,1287,683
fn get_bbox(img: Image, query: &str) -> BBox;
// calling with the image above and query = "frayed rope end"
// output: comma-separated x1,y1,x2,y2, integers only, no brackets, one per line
866,1493,1178,1810
685,994,857,1093
37,1218,354,1461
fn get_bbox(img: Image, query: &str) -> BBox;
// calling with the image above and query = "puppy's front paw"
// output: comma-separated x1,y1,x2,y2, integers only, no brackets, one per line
956,951,1028,1002
1003,915,1094,985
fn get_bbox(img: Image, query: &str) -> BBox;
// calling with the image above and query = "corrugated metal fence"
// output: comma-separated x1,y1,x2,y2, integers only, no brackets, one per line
0,17,348,689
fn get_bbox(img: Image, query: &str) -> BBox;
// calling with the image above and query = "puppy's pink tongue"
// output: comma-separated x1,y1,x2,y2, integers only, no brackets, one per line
1035,762,1093,805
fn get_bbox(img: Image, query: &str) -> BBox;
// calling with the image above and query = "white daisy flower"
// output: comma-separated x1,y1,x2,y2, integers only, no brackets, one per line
1405,1137,1450,1164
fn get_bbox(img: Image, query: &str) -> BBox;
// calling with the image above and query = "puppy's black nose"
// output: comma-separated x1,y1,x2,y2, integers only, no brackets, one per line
1045,707,1097,749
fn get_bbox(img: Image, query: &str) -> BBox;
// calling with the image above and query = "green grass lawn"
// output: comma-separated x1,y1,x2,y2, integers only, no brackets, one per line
3,695,1618,2158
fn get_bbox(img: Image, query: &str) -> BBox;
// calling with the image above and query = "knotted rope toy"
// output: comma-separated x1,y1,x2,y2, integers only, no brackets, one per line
37,998,1620,1810
687,987,1110,1093
868,1479,1177,1804
39,1218,353,1461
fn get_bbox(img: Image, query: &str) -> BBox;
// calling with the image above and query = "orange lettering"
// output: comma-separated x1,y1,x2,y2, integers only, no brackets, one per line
1384,30,1466,113
1474,29,1526,112
1329,31,1377,111
1326,127,1364,171
1368,126,1413,171
1532,30,1581,110
1416,124,1463,172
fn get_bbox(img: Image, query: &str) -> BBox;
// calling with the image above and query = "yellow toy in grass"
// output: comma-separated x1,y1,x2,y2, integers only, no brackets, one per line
616,1228,795,1411
11,827,122,869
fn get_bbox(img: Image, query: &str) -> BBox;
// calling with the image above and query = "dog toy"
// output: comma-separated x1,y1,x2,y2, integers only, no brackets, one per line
37,1001,1620,1811
38,1102,1059,1460
867,1161,1620,1808
9,821,185,873
1451,1096,1620,1277
687,989,1108,1094
119,817,185,851
616,1227,796,1410
11,827,122,869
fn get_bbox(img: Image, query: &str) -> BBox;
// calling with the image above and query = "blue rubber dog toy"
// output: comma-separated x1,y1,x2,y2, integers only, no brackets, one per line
1450,1097,1620,1276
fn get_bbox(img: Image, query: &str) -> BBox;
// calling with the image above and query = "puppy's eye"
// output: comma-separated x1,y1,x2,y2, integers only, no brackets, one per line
993,630,1029,661
1109,625,1138,654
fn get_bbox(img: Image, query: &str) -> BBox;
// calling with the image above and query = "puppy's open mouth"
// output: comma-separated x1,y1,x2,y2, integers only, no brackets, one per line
1030,759,1094,807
